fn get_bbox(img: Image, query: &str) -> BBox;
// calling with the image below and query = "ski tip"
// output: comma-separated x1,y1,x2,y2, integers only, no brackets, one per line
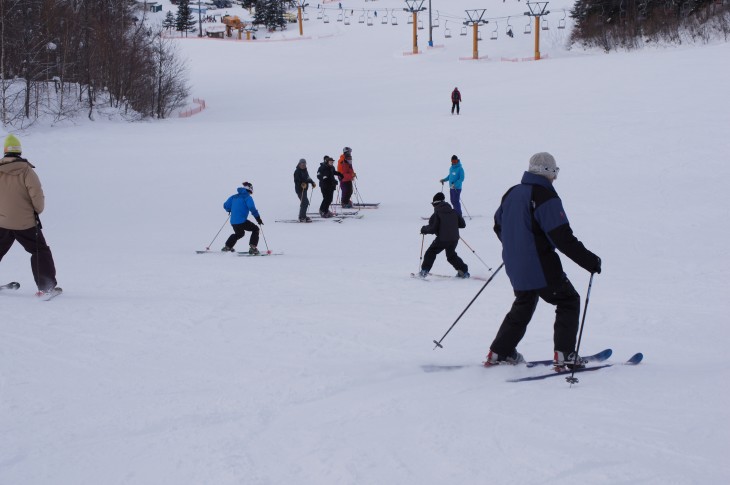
626,352,644,365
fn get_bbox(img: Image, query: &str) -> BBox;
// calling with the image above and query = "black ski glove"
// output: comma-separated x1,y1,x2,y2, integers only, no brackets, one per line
420,226,428,235
592,256,601,274
256,216,263,225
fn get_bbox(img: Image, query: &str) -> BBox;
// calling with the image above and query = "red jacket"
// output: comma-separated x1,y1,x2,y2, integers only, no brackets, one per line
337,154,356,182
451,89,461,103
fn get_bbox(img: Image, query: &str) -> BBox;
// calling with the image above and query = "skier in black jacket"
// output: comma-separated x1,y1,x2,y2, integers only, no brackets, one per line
418,192,469,278
316,155,342,218
293,158,316,222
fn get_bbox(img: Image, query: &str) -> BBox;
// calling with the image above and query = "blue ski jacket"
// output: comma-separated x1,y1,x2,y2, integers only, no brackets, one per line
224,187,260,224
494,171,599,290
441,162,465,190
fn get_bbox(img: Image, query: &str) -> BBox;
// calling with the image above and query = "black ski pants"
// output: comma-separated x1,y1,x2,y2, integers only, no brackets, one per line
451,101,460,114
224,220,259,249
340,181,353,206
490,278,581,357
0,226,58,291
421,239,467,273
320,187,335,214
296,189,309,220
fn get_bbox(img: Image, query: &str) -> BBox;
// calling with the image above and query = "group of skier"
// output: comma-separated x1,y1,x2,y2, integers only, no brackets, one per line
292,146,357,223
0,131,604,371
417,151,602,371
217,146,358,253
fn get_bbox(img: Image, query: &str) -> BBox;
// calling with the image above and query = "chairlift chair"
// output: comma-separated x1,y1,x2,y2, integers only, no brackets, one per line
337,12,343,22
491,22,498,40
358,13,365,24
303,11,309,21
444,20,451,38
478,29,483,41
407,14,413,25
391,14,398,25
323,14,330,23
541,19,549,30
367,15,373,26
558,11,566,29
382,10,388,24
524,18,532,34
460,25,467,36
433,12,440,28
317,10,323,20
344,15,350,25
418,19,424,30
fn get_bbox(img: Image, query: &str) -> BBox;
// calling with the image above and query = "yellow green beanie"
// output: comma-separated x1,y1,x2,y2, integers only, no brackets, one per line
3,134,21,154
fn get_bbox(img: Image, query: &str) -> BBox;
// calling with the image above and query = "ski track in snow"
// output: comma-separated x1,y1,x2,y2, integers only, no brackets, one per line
2,0,730,483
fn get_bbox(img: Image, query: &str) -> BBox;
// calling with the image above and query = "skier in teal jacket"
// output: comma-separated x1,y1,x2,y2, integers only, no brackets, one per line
440,155,465,215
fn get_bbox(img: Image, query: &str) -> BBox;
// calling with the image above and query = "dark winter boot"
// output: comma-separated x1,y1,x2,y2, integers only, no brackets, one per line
221,246,234,252
249,245,260,255
553,351,587,371
484,349,525,367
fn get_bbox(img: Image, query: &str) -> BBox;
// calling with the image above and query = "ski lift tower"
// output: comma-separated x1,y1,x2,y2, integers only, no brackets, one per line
404,0,426,54
427,0,433,47
464,9,488,60
296,1,309,36
524,2,550,60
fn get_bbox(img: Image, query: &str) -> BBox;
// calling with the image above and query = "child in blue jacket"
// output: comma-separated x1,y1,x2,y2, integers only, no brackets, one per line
222,182,263,254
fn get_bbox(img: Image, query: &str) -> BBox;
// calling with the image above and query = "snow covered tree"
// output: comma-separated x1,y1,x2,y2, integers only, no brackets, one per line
175,0,196,37
253,0,287,31
163,11,176,32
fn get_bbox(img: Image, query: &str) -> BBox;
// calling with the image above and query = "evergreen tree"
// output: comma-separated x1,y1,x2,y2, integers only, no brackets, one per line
163,11,176,32
175,0,196,37
253,0,287,31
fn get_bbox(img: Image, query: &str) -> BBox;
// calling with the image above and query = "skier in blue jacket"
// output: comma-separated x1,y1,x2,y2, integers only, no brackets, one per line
485,153,601,370
222,182,263,254
440,155,465,215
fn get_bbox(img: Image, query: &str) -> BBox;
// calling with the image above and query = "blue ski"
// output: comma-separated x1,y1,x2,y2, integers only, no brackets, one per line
507,353,643,383
421,349,613,373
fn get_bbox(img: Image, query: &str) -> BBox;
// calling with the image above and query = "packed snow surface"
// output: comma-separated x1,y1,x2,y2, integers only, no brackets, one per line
2,1,729,483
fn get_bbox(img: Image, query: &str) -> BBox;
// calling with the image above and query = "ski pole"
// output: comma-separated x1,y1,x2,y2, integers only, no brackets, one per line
433,262,504,349
418,234,425,274
259,226,271,254
205,213,231,250
566,272,595,385
353,179,364,208
461,196,472,220
459,236,493,272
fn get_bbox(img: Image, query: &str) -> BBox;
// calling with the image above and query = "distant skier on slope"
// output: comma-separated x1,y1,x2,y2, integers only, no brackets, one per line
451,87,461,115
222,181,263,254
294,158,316,222
440,154,465,216
418,192,469,279
0,134,61,298
317,155,342,218
485,152,602,370
337,147,356,209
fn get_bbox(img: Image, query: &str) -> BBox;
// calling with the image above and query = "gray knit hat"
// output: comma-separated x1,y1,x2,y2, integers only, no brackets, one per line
528,152,559,180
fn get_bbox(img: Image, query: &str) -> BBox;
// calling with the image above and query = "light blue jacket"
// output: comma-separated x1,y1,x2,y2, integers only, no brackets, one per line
441,162,464,190
223,187,260,224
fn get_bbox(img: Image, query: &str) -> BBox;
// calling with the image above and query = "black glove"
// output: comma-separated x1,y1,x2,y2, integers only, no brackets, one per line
420,226,428,235
592,256,601,274
256,216,263,225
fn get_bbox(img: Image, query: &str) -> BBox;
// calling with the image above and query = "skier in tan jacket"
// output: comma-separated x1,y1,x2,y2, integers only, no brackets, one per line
0,134,60,296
